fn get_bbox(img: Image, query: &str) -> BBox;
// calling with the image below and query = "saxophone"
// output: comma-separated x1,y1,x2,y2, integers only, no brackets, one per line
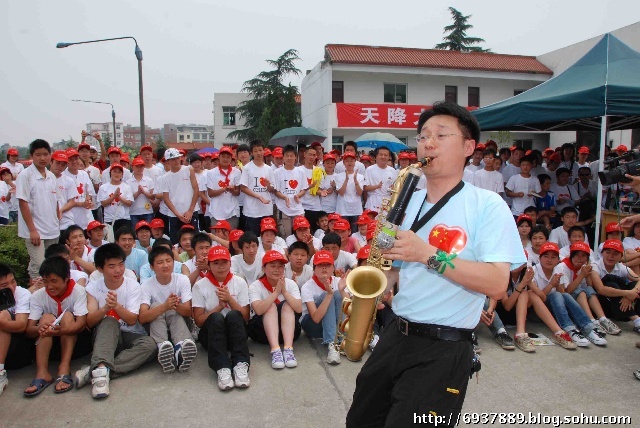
335,157,431,361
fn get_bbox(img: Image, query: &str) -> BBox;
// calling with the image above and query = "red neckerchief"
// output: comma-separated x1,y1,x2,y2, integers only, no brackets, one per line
46,279,75,316
260,276,280,304
562,257,580,281
312,275,328,292
218,165,232,186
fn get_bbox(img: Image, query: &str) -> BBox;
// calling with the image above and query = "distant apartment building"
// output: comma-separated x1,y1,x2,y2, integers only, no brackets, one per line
162,123,214,150
122,125,162,148
85,122,124,147
213,93,252,147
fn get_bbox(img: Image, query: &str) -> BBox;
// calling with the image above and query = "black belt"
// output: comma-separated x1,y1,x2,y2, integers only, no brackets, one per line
397,317,473,342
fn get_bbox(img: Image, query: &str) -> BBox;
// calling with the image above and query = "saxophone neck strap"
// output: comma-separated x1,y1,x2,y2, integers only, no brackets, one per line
410,181,464,233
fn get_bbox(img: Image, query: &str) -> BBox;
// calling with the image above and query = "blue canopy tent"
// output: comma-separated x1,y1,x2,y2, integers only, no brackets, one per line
472,34,640,244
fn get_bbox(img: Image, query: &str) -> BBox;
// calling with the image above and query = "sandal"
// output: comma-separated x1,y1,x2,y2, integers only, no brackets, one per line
23,378,53,397
54,374,74,394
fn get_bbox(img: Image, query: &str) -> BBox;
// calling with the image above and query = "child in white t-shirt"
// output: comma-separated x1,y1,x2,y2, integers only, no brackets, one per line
0,168,11,224
352,215,370,246
192,246,251,390
285,241,313,288
247,251,302,370
97,164,133,227
505,156,541,217
258,217,286,258
24,256,88,395
139,247,195,374
322,232,357,277
231,232,262,285
182,232,212,286
299,251,348,365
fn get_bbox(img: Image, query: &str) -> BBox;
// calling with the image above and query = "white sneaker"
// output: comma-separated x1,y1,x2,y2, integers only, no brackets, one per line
326,343,341,365
233,362,250,388
271,349,285,369
586,329,608,346
217,368,234,391
158,341,176,373
282,348,297,368
599,318,622,335
74,365,91,389
0,370,8,397
91,366,110,399
176,339,198,372
568,329,590,347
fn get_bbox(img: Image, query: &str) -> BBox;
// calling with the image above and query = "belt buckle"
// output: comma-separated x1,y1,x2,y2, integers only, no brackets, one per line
398,317,409,336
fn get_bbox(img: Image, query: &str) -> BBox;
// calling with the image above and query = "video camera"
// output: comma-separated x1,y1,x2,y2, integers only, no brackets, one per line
598,149,640,185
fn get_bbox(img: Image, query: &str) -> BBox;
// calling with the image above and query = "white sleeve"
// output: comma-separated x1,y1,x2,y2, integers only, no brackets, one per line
235,277,250,307
73,287,89,317
191,282,206,308
140,282,152,306
126,281,142,314
286,279,301,300
177,274,192,303
300,282,315,303
27,291,44,321
248,281,263,304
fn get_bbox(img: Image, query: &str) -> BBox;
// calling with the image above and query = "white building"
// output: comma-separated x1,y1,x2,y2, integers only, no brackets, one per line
213,93,252,147
301,45,552,153
85,122,123,147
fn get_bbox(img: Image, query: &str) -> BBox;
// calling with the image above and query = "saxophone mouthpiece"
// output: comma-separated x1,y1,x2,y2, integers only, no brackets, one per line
418,157,432,167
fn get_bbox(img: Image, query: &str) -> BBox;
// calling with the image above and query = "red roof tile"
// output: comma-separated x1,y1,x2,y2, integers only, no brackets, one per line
325,44,552,75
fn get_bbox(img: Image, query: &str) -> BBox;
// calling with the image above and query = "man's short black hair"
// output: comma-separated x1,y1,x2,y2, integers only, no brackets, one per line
29,139,51,156
482,149,497,157
61,225,85,244
567,225,585,238
152,238,172,248
283,144,297,156
189,153,203,164
520,155,535,165
44,243,70,259
373,147,391,159
529,225,549,240
191,232,212,249
322,232,341,247
238,231,259,248
499,147,511,156
249,140,264,152
344,141,357,152
561,207,579,217
148,246,175,265
315,211,328,223
524,206,537,214
555,167,571,178
416,101,481,144
236,144,250,154
115,227,135,242
0,263,15,280
177,228,195,245
288,241,310,255
94,243,126,269
39,256,70,281
538,173,551,185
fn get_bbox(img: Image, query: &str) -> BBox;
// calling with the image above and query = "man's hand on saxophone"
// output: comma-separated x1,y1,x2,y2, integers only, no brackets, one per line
381,230,435,265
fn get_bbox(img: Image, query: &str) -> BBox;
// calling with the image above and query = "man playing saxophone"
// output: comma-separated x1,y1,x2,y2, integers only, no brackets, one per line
346,101,526,428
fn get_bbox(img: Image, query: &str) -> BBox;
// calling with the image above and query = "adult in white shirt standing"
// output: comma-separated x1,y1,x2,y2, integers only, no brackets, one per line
16,140,60,280
363,147,398,214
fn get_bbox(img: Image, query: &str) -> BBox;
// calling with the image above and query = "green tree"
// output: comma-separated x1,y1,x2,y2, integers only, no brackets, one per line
65,137,77,148
228,49,302,143
102,134,112,150
155,135,167,151
434,7,490,52
489,131,513,148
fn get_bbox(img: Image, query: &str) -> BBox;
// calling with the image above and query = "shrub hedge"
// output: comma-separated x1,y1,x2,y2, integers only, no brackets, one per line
0,225,30,286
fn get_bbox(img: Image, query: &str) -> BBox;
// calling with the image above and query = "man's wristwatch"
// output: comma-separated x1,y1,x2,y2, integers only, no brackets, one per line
426,254,442,272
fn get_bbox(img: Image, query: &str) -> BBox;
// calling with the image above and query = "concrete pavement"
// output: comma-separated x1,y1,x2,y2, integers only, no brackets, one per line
2,321,639,427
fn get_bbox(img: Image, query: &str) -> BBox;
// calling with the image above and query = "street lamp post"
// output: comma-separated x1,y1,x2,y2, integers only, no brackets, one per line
57,36,145,146
72,100,117,147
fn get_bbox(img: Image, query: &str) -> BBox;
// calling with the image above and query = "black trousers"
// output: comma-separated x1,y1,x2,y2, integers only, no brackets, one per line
5,332,34,370
598,274,640,321
247,302,301,345
346,318,473,428
198,311,250,371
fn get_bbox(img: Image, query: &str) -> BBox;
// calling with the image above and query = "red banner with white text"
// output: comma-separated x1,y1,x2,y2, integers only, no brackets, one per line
336,103,477,129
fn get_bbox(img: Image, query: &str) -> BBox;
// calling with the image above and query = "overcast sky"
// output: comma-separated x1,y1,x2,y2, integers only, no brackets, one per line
1,0,638,146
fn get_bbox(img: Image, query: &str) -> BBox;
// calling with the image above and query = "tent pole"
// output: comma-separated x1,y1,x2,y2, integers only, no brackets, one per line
594,115,609,248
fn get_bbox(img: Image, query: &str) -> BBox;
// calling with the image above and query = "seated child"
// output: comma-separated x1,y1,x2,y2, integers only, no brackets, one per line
300,250,348,365
549,207,579,248
209,219,231,248
231,232,262,284
24,256,89,396
247,250,302,369
352,215,370,246
150,218,170,241
285,216,322,257
322,232,357,277
44,244,89,286
333,219,361,254
174,226,196,263
134,220,154,252
139,246,196,373
285,241,313,289
228,229,244,256
192,246,251,390
534,173,556,231
62,224,96,274
75,244,157,399
139,238,183,283
478,297,515,351
516,214,533,250
527,226,549,265
182,232,212,285
258,217,286,258
313,212,329,241
0,264,32,396
115,227,148,281
86,220,108,250
558,226,595,261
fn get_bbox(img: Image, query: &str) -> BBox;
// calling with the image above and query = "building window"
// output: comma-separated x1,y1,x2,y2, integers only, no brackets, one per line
332,136,344,153
332,81,344,103
186,135,191,140
445,86,458,104
179,135,184,141
397,137,407,145
117,133,121,138
468,87,480,107
514,90,525,96
384,84,407,103
514,139,533,150
223,107,236,126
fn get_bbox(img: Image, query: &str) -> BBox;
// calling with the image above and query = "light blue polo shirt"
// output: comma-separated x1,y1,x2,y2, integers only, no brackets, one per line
393,183,526,329
125,247,150,279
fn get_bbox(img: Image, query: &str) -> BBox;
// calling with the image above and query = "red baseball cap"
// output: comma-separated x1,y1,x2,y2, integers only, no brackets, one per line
578,146,590,154
51,151,69,162
409,152,417,160
328,213,342,222
356,215,371,225
135,220,151,231
263,148,272,157
516,214,533,224
150,218,165,229
333,219,350,231
211,152,219,160
570,241,591,254
398,152,411,159
323,153,337,162
178,149,186,156
219,146,233,156
310,141,323,149
509,145,517,151
313,250,335,266
605,222,622,233
539,242,559,255
548,153,562,163
210,220,231,231
602,239,624,253
360,155,372,162
109,163,124,172
108,147,122,155
543,148,555,155
208,246,231,262
262,250,288,265
180,224,195,230
272,147,283,158
342,152,356,159
140,145,153,153
260,217,278,234
293,216,310,231
65,148,80,158
120,154,130,163
86,220,106,232
616,145,628,153
363,209,378,218
7,148,18,156
475,143,486,151
132,157,145,167
78,142,91,151
0,167,10,176
229,229,244,242
357,245,371,260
